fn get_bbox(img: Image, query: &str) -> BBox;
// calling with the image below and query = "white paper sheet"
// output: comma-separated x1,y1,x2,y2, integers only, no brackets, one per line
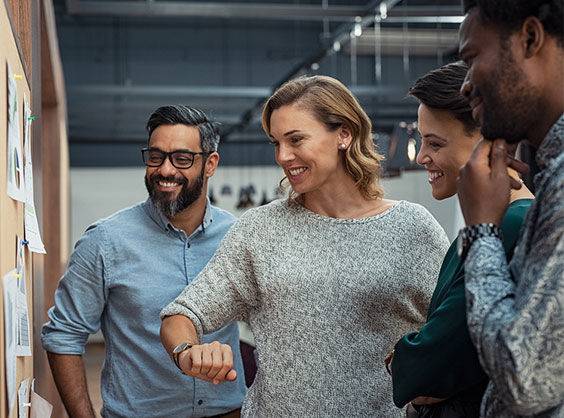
7,64,25,202
15,238,32,356
24,206,46,254
30,380,53,418
23,97,33,206
4,270,18,415
23,98,46,253
18,378,31,418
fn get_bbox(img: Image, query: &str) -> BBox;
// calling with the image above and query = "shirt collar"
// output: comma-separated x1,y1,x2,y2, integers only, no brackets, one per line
535,113,564,171
144,197,213,234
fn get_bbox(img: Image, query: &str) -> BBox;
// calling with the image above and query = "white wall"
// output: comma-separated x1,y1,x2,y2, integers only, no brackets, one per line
71,167,462,248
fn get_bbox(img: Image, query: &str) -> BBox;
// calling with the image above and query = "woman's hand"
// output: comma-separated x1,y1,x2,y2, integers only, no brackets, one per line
384,349,394,375
411,396,446,406
178,340,237,384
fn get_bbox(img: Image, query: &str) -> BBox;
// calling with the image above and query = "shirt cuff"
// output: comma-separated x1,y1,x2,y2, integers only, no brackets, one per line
160,303,205,342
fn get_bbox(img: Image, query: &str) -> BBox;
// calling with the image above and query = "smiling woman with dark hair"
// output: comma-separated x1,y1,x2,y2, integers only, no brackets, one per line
386,61,534,418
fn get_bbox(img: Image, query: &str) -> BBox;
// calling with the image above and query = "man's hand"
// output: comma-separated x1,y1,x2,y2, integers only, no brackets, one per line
457,139,529,226
178,341,237,384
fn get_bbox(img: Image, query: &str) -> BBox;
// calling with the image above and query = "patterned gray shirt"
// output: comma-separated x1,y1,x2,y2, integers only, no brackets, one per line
465,115,564,417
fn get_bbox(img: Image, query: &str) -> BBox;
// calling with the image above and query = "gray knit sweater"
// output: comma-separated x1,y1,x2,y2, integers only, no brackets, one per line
162,198,449,417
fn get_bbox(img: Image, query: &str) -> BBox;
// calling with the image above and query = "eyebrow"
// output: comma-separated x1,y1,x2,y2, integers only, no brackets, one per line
282,129,303,137
420,133,447,143
148,147,200,153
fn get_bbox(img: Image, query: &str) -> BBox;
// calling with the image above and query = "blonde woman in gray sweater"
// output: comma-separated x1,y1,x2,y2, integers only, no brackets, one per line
160,75,449,417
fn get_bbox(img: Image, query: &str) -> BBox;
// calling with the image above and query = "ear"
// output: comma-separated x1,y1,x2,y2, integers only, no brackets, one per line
520,16,545,59
338,124,353,148
204,152,220,178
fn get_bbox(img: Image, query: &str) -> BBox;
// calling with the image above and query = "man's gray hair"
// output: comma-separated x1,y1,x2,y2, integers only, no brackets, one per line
146,105,220,153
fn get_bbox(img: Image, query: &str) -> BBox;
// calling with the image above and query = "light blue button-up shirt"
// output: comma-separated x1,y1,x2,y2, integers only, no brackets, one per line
41,199,246,418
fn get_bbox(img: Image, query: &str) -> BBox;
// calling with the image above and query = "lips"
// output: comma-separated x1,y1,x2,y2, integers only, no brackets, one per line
151,176,186,192
427,170,444,184
285,166,308,184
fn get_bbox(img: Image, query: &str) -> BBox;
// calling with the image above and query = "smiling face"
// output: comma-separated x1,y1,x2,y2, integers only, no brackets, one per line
416,104,481,200
268,103,351,196
144,124,213,217
458,9,545,144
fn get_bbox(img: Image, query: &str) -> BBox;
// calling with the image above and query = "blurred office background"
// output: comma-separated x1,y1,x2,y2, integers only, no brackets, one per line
58,2,466,410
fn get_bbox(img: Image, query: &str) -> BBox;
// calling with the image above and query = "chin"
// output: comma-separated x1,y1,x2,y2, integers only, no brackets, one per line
290,183,311,195
431,188,455,201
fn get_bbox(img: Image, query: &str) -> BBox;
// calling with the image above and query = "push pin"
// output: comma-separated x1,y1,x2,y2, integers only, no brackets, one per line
14,74,23,80
21,239,29,246
28,115,37,122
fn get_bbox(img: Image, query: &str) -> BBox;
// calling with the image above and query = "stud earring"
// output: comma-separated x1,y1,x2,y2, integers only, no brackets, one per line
339,143,346,150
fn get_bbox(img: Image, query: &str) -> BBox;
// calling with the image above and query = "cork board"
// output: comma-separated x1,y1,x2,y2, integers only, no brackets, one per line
1,0,35,416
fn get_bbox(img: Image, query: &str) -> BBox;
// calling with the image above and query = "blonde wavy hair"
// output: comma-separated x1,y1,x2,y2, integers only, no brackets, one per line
262,75,384,200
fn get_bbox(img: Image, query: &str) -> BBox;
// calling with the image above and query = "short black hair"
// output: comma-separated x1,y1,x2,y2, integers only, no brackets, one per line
462,0,563,46
409,61,479,135
146,105,220,153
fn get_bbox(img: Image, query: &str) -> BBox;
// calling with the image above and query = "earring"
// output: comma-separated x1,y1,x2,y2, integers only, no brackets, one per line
339,143,346,150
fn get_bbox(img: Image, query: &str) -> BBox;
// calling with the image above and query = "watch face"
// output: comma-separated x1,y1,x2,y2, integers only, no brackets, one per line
173,342,190,354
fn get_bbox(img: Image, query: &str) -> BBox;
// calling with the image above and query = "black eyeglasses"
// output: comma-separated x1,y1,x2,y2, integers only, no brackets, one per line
141,147,208,169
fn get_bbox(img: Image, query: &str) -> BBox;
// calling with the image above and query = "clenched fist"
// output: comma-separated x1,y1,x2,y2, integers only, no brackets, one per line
178,341,237,384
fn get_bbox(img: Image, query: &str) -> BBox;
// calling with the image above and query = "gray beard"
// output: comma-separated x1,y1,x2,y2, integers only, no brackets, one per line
145,167,205,218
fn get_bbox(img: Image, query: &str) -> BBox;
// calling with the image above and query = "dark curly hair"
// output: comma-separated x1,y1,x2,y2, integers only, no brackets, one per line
409,61,479,135
462,0,563,46
146,105,220,153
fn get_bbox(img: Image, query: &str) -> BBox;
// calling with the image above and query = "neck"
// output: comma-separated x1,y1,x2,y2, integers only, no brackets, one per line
301,174,374,218
527,106,562,149
528,56,564,148
169,188,208,235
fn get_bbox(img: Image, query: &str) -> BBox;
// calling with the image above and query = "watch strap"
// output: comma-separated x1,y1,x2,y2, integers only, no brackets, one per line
459,223,502,260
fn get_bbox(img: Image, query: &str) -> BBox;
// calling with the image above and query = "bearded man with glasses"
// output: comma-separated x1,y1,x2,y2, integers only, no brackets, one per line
42,105,246,418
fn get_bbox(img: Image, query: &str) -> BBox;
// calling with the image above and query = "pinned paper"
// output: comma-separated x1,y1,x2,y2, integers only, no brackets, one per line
18,378,31,418
23,97,46,254
7,63,25,202
30,380,53,418
4,270,18,415
15,239,31,357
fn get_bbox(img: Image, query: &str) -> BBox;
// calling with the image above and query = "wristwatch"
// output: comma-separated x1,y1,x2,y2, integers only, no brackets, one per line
457,223,502,260
172,341,193,371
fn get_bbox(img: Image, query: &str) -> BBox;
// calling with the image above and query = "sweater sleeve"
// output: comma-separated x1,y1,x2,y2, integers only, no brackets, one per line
161,212,260,340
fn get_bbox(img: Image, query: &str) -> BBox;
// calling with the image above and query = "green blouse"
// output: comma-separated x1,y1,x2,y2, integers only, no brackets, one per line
391,199,533,408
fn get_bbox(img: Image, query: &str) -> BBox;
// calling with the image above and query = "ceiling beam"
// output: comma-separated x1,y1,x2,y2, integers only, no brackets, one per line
68,84,406,98
69,85,271,98
65,0,367,21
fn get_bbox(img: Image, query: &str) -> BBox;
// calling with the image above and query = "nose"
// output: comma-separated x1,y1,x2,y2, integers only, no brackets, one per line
416,144,431,166
275,143,295,165
157,156,179,177
460,73,473,100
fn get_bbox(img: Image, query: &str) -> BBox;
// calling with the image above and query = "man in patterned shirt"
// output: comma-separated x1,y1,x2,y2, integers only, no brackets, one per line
455,0,563,417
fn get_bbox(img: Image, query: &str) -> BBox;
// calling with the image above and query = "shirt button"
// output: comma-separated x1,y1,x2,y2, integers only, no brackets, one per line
198,400,203,405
